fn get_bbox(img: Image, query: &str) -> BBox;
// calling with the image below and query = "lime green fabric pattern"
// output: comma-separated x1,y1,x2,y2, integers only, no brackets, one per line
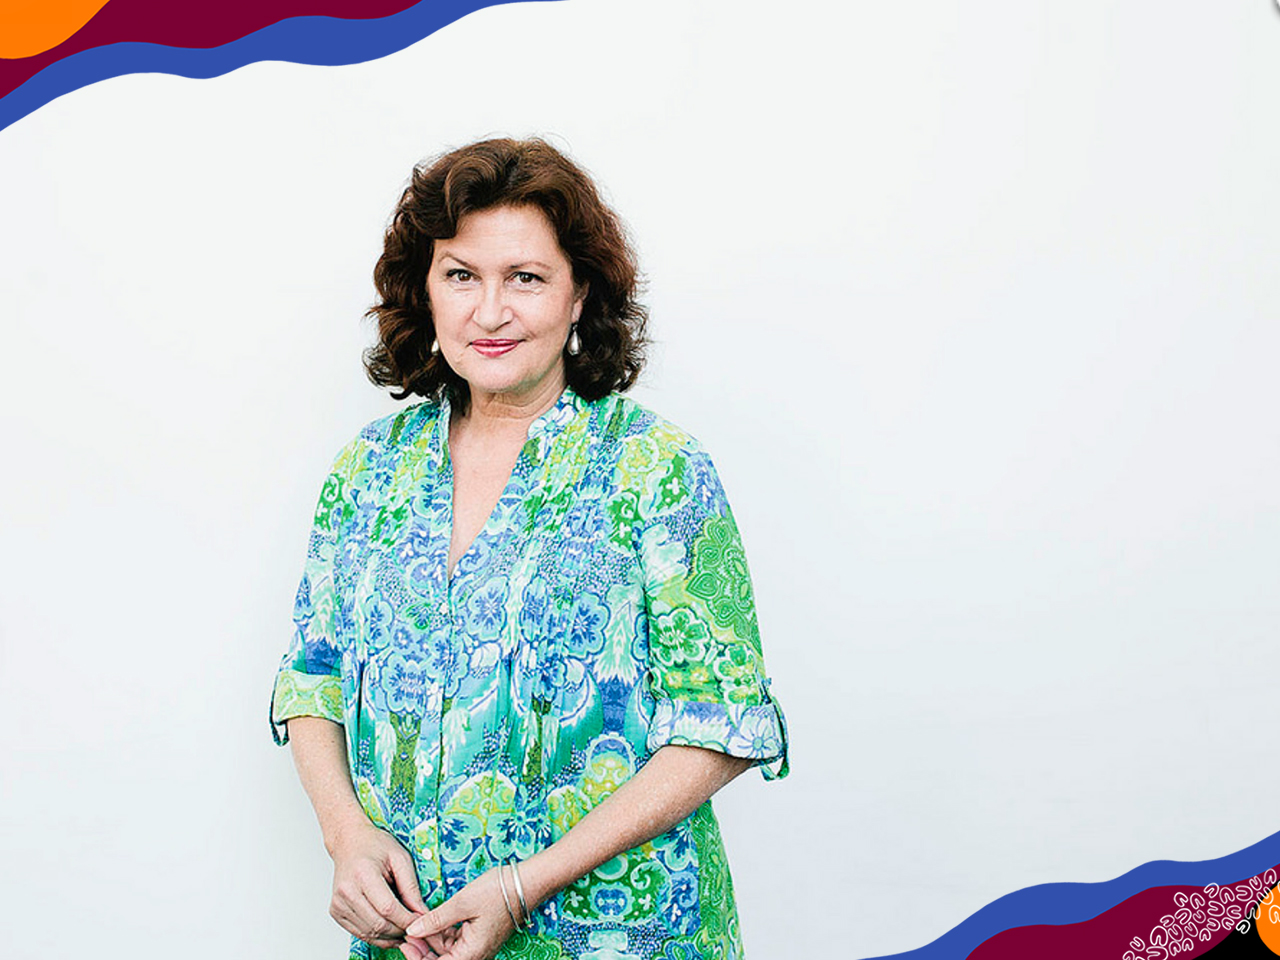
270,387,789,960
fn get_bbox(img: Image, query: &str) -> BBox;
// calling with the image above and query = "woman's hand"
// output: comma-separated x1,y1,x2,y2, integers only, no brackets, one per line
404,746,751,959
327,817,450,954
402,867,517,960
285,717,455,955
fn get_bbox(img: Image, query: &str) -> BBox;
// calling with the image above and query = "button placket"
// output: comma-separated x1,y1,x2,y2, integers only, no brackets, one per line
431,405,456,893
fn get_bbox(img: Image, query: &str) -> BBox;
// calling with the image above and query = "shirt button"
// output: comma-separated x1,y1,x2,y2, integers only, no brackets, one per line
438,600,449,614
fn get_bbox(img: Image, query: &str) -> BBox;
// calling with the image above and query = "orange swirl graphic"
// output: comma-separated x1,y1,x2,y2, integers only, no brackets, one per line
1259,885,1280,955
0,0,113,59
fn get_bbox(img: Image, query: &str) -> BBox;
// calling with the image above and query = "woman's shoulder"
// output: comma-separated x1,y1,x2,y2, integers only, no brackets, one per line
598,391,709,459
598,392,735,523
356,398,442,448
328,398,442,472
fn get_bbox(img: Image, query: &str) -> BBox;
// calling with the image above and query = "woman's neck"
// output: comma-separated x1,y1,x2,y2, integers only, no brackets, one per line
455,373,567,443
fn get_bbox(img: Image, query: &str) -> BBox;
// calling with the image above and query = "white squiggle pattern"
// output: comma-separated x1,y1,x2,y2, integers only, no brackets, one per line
1263,885,1280,928
1121,867,1277,959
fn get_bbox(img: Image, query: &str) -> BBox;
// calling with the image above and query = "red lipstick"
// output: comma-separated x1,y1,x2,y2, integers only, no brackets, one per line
471,339,519,358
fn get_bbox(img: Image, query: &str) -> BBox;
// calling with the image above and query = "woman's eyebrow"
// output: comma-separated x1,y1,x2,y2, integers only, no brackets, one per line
436,254,556,273
437,252,477,270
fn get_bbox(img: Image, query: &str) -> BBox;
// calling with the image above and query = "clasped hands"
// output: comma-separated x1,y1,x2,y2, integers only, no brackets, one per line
329,819,527,960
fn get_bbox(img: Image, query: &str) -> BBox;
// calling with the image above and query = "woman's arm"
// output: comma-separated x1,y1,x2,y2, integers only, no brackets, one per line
403,744,754,960
286,716,451,953
522,745,753,907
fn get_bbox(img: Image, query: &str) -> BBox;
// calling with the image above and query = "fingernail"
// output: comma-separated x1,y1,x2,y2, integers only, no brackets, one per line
406,920,424,937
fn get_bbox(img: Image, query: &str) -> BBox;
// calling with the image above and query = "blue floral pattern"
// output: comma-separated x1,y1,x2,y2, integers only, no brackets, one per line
271,387,789,960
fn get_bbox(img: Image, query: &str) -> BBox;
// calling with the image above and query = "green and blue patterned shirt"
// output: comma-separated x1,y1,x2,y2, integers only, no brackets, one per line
271,386,789,960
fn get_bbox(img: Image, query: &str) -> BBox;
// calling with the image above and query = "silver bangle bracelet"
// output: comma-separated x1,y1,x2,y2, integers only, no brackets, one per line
498,859,520,931
508,857,532,932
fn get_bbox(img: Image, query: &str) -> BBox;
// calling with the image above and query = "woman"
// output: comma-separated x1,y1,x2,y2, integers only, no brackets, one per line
270,137,789,960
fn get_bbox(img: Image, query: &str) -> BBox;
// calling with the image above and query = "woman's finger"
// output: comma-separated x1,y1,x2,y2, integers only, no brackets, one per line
421,929,452,956
405,893,470,939
435,921,491,960
350,889,406,942
363,871,418,933
407,935,446,960
389,850,429,915
331,896,398,948
329,893,364,939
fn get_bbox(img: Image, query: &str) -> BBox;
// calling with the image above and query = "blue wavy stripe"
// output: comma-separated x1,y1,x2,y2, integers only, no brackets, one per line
0,0,558,134
860,827,1280,960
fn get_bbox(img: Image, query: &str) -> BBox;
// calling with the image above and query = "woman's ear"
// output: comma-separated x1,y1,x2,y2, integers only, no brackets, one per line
572,283,588,323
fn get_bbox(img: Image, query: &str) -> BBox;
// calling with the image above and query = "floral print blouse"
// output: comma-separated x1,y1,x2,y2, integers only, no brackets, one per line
270,386,790,960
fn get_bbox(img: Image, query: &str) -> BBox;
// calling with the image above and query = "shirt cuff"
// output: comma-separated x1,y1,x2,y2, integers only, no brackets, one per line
269,669,343,746
647,690,790,780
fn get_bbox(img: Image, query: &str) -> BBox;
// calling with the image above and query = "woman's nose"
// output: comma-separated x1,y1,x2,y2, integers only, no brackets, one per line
474,282,511,330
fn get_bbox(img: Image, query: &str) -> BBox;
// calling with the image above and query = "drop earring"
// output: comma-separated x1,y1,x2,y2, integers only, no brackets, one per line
566,323,581,356
430,337,440,356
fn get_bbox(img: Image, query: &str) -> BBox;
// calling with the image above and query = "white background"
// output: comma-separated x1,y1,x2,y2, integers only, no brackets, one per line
1,1,1278,956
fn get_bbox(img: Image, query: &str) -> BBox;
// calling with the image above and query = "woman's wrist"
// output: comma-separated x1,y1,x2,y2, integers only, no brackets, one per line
513,845,585,912
284,715,378,860
510,746,751,916
320,802,377,859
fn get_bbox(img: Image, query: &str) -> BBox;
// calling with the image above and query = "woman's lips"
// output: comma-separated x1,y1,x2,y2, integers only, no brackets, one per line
471,339,519,358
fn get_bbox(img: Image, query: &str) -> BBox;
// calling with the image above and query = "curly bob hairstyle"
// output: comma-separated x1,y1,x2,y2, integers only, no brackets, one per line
363,137,648,408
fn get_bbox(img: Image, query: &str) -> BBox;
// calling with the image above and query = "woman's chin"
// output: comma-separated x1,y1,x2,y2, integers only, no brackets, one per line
458,361,564,403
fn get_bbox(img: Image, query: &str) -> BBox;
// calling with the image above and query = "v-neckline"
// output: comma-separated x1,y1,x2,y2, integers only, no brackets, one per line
442,423,523,587
438,386,581,587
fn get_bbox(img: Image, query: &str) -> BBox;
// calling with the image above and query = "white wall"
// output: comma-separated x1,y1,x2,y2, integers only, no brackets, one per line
1,1,1277,956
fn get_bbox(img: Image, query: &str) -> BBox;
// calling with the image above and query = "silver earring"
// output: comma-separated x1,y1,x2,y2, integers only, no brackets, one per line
430,337,440,356
566,324,581,356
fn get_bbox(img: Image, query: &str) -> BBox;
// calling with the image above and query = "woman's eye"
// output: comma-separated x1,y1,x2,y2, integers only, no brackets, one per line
446,268,475,282
512,271,543,285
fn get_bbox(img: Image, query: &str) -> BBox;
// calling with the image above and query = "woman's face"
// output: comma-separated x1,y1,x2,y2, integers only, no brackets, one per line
427,204,584,408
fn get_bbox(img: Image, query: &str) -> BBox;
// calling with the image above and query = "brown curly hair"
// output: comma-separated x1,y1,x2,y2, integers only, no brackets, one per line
363,137,648,409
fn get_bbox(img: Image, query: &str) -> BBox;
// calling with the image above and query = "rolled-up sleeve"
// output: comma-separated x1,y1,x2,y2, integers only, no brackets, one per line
636,441,789,780
269,439,361,746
